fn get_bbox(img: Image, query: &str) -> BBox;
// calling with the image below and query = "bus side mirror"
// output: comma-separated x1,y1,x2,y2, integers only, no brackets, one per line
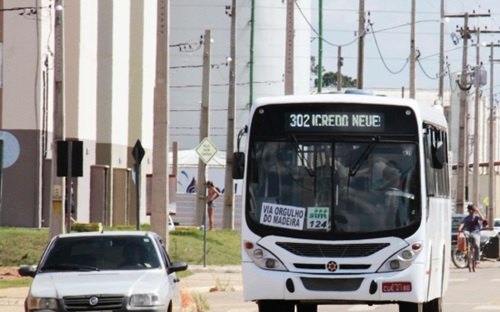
232,152,245,179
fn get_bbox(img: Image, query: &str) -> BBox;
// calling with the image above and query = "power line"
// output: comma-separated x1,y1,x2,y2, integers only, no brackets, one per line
368,22,409,75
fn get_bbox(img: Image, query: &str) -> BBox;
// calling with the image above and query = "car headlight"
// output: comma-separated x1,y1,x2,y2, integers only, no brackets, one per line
26,295,58,311
243,240,287,271
129,293,160,307
378,242,423,273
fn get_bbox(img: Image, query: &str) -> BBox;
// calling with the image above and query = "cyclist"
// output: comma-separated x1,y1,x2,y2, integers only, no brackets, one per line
458,204,485,266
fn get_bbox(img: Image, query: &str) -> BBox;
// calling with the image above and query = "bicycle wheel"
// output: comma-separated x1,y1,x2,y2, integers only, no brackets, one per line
451,247,468,269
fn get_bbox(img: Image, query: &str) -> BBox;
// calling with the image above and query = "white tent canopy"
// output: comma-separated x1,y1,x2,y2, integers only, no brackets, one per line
169,149,226,168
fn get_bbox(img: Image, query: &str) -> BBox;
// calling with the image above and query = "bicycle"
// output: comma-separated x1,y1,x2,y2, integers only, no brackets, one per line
451,231,479,271
464,231,479,272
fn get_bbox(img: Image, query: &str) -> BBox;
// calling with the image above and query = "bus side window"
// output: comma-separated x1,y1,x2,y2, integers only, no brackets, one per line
423,125,449,198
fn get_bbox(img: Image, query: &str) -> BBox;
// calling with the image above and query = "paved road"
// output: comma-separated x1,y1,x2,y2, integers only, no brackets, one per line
2,261,500,312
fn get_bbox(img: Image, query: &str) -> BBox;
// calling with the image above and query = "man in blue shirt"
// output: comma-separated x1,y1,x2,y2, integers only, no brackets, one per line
458,204,485,264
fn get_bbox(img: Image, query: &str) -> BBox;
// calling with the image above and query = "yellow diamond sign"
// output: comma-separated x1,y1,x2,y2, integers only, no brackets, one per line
195,137,218,164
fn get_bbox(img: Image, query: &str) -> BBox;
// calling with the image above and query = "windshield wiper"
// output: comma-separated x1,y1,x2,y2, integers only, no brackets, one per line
288,135,315,177
40,263,100,272
348,136,379,177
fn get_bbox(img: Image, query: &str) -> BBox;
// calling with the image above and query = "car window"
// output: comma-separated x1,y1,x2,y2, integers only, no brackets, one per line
40,235,162,272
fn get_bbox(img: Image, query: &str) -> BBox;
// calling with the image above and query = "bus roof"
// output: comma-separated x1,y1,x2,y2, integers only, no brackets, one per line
253,93,447,129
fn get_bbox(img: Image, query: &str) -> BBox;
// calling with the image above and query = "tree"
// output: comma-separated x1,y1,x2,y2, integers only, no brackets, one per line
310,57,357,89
316,71,357,89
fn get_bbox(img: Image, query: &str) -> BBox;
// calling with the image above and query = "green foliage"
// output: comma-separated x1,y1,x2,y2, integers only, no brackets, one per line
0,227,241,267
0,226,241,288
0,227,49,266
169,229,241,265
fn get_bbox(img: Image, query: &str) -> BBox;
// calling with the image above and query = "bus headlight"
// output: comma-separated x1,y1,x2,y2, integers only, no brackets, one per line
378,242,422,273
244,240,287,271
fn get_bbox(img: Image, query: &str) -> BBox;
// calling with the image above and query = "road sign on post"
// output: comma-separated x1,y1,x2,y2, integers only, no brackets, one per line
132,140,145,230
195,137,218,164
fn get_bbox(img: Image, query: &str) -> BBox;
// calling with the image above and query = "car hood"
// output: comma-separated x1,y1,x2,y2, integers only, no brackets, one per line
29,269,169,298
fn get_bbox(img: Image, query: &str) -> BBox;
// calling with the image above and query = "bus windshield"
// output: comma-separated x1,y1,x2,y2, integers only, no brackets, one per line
247,139,420,237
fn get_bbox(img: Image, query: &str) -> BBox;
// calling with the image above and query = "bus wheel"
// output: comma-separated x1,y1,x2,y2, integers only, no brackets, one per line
424,298,442,312
398,301,423,312
257,300,293,312
297,303,317,312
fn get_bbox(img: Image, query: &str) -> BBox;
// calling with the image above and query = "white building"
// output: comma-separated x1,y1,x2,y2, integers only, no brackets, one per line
0,0,312,228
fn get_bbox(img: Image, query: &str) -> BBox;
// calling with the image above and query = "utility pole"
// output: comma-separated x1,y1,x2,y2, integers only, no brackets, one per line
337,46,342,91
284,0,294,95
472,28,481,207
356,0,365,89
487,41,500,227
152,0,170,244
50,0,65,238
470,28,500,207
438,0,445,100
317,0,323,93
196,30,211,226
409,0,416,98
445,11,490,214
223,0,236,229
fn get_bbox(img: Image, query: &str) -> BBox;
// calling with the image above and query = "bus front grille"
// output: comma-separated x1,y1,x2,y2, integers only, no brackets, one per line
294,263,371,270
276,242,389,257
300,277,364,291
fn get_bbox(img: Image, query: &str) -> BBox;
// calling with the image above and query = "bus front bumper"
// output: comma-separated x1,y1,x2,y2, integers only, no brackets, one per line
242,261,428,305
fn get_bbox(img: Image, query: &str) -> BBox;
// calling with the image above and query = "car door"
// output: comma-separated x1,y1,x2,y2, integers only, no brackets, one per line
155,236,182,310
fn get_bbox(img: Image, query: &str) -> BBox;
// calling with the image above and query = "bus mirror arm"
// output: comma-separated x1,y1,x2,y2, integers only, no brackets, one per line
236,125,248,152
233,126,248,180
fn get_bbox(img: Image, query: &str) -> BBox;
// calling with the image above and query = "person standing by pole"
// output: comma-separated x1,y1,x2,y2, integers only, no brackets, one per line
206,180,221,230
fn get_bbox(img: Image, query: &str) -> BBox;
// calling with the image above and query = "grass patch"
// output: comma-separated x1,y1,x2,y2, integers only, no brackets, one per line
0,226,241,268
0,227,49,266
0,278,32,289
0,226,240,288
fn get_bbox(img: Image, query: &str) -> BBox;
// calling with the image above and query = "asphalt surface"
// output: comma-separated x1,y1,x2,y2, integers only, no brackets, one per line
2,262,500,312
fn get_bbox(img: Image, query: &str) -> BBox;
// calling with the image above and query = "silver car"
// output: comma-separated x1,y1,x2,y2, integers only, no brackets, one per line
20,231,188,312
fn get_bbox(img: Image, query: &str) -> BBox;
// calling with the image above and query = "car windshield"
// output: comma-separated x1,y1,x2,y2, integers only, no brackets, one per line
39,235,161,272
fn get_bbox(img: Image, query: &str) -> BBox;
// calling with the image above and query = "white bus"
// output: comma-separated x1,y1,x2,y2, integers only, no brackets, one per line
233,93,451,312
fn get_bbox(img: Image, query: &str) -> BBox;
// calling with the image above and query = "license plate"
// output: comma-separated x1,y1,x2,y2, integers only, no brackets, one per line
382,282,412,292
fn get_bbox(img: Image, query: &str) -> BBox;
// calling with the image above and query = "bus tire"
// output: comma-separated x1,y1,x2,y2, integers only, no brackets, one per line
398,301,423,312
257,300,293,312
424,297,442,312
297,302,317,312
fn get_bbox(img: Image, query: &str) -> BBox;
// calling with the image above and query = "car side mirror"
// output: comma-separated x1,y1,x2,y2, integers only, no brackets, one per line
168,261,188,274
18,265,37,278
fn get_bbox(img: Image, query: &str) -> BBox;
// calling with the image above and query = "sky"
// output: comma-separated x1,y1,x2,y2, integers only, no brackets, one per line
305,0,500,94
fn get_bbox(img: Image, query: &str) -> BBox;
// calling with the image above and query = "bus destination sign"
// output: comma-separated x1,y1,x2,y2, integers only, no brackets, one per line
286,112,384,132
